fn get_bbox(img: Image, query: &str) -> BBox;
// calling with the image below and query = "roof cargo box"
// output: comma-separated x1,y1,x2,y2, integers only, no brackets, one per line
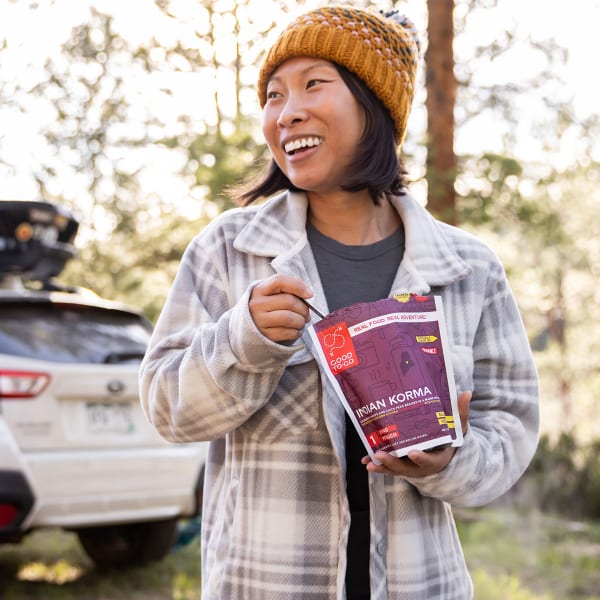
0,200,79,281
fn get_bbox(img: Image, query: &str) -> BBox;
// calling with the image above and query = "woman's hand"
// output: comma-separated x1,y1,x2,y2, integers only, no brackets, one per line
361,391,472,478
249,274,313,343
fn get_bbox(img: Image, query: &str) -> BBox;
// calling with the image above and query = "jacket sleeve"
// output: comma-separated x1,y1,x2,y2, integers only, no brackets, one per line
139,225,301,443
405,260,540,506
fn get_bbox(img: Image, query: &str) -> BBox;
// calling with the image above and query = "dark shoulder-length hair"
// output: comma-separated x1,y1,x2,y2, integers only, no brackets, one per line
231,63,408,206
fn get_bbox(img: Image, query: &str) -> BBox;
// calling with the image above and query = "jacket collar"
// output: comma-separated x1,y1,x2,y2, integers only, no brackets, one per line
234,191,308,258
390,193,473,292
233,191,472,292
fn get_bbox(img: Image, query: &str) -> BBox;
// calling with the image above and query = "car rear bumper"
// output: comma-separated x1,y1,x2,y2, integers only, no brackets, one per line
0,470,35,542
19,444,207,530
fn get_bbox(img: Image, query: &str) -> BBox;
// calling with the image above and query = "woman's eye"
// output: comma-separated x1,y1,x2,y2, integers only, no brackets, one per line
306,78,324,89
266,90,281,99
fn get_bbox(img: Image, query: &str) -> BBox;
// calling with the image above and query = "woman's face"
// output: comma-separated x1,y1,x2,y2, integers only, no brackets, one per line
261,57,365,197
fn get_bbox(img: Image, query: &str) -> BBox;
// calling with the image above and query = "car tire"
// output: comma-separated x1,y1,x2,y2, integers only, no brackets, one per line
76,517,178,568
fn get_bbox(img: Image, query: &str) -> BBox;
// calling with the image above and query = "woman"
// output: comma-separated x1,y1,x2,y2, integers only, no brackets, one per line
140,6,539,599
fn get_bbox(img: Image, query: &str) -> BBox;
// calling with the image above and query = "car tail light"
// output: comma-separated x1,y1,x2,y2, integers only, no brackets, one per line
0,370,50,399
0,503,18,527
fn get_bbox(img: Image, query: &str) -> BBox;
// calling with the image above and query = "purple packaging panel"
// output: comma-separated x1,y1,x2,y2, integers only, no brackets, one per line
309,294,462,464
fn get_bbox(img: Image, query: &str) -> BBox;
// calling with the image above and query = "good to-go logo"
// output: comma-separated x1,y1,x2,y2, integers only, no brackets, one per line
317,322,358,374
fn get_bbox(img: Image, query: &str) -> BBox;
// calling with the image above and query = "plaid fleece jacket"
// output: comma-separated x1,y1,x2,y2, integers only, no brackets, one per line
140,191,539,600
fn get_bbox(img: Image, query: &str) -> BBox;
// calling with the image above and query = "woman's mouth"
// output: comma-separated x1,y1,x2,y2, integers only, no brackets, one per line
284,137,323,155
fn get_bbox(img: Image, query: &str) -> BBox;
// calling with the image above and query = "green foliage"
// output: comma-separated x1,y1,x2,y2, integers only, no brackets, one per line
170,119,269,213
457,508,600,600
457,152,564,244
470,570,553,600
60,209,212,322
458,156,600,443
24,9,157,220
523,433,600,520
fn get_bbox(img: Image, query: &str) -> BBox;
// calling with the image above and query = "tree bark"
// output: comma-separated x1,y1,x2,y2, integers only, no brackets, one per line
425,0,457,224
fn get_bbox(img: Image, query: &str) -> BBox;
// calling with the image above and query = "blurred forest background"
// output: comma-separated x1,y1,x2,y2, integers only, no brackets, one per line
1,0,599,596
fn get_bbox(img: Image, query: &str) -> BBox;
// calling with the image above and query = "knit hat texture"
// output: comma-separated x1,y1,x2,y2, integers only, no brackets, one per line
257,5,420,145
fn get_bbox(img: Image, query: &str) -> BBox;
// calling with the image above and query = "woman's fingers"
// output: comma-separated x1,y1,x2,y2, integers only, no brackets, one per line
249,274,314,342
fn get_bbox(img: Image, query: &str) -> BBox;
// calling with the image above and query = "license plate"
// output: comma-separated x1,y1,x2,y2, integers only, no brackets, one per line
86,401,134,434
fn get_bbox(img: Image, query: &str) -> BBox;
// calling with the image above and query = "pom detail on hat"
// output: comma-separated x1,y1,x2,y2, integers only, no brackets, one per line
257,5,419,145
381,9,421,54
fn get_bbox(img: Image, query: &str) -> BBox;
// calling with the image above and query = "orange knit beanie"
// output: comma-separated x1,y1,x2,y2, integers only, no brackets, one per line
257,6,420,145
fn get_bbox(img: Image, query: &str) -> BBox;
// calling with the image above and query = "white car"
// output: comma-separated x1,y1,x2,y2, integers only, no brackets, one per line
0,200,207,567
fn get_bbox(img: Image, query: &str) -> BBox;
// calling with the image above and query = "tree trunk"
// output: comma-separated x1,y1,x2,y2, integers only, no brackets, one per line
425,0,457,225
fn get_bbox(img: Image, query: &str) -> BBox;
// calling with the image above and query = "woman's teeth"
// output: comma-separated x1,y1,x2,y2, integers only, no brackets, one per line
284,137,322,154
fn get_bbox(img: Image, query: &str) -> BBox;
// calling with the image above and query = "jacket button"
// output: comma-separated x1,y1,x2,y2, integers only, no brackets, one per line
376,541,386,555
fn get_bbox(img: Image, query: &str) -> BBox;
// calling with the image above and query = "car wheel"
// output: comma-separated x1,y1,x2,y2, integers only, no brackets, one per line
76,517,178,568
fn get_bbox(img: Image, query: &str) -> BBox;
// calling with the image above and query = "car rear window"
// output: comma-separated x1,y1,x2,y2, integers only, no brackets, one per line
0,303,153,364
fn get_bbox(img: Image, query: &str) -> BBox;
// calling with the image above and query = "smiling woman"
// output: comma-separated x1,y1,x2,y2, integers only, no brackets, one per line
138,5,539,600
261,58,367,199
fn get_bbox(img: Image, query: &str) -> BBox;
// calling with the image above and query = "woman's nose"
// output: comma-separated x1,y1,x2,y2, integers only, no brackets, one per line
276,98,307,128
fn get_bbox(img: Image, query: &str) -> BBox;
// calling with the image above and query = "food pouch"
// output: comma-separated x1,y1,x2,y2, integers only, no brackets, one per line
308,294,462,464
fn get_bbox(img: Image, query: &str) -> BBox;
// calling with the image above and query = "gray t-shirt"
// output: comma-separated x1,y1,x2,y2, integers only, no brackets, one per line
307,220,405,312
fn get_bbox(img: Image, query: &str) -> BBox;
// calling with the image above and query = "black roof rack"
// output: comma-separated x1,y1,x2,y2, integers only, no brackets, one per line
0,200,79,282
